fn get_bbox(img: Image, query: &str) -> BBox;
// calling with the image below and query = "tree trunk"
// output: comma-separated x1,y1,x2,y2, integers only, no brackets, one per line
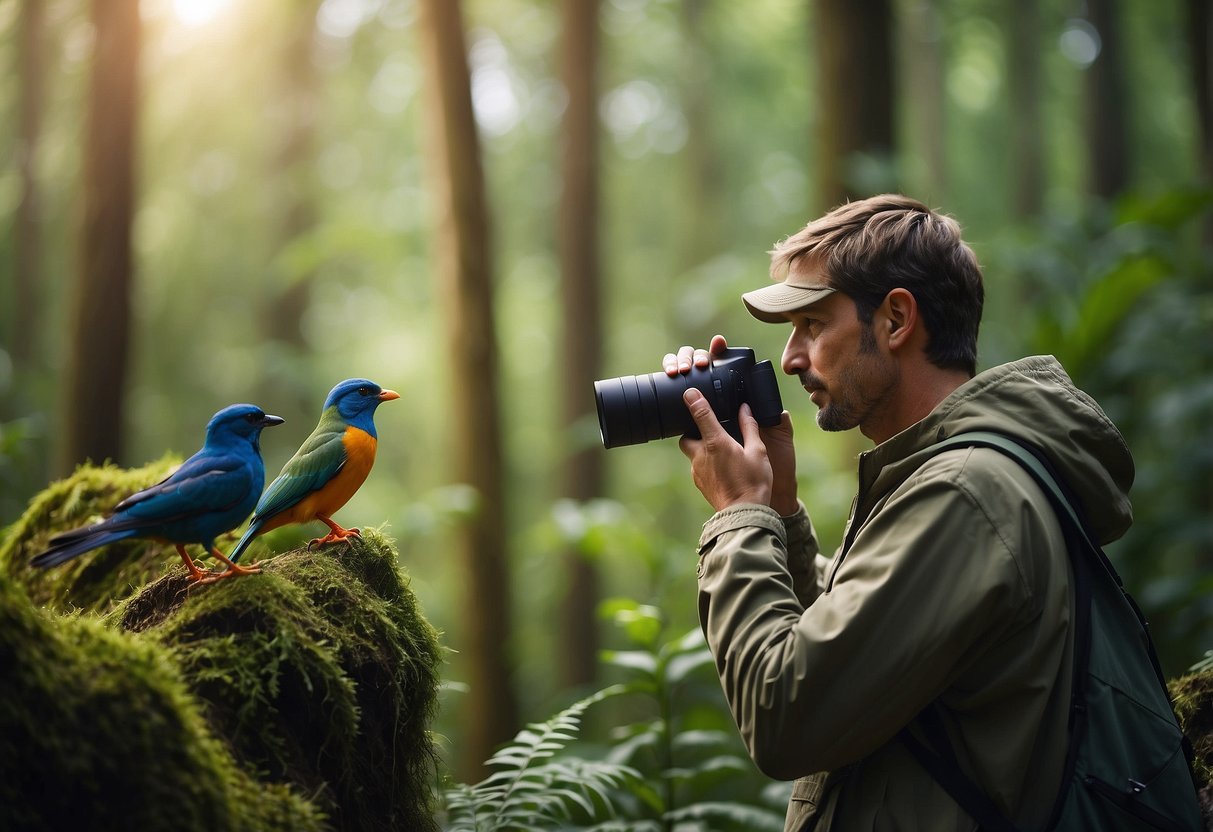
1007,0,1045,218
1085,0,1130,199
416,0,517,778
1189,0,1212,187
557,0,604,692
61,0,140,473
676,0,723,265
14,0,46,370
812,0,896,211
902,0,948,203
265,1,319,352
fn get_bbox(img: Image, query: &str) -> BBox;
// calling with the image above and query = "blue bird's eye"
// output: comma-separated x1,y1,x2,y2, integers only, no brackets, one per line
358,387,372,396
245,411,264,423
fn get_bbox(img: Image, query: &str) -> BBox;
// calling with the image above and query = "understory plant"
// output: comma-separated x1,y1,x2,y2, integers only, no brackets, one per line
441,599,787,831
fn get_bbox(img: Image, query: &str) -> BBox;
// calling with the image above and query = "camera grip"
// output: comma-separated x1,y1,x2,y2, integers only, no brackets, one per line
747,360,783,427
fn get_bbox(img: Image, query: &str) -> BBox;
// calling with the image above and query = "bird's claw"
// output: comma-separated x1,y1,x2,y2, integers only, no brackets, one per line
189,562,262,585
308,528,361,549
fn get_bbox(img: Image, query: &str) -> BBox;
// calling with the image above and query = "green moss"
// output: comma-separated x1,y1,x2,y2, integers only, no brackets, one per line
0,578,326,831
0,458,194,613
110,528,444,830
3,466,445,831
1171,670,1213,788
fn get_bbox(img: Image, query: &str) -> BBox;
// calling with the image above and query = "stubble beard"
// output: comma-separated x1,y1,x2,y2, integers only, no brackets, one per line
813,325,896,433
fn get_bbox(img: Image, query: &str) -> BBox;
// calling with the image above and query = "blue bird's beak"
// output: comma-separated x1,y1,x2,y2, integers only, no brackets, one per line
378,390,400,402
261,414,286,427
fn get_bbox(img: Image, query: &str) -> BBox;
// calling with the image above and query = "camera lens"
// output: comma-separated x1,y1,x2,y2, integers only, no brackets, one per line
594,370,702,448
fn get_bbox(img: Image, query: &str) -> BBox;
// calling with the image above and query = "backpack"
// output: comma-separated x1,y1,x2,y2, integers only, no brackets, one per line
898,431,1204,832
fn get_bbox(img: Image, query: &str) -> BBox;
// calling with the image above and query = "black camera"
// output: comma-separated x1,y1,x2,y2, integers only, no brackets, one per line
594,346,783,448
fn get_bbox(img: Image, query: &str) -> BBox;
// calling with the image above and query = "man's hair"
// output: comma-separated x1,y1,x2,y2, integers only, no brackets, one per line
770,194,984,376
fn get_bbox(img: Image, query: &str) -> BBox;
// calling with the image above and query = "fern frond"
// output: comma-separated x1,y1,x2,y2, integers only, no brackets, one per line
443,685,638,830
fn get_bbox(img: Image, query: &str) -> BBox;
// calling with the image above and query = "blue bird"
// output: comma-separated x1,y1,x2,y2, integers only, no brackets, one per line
227,378,398,563
30,403,285,584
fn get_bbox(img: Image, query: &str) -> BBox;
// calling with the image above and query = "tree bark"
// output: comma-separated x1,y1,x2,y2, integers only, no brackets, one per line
557,0,604,691
902,0,948,202
1085,0,1130,199
812,0,896,211
416,0,517,778
1007,0,1045,218
265,1,319,352
1189,0,1212,187
14,0,46,370
61,0,140,473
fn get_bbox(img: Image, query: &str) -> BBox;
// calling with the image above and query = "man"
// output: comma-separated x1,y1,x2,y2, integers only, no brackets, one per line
665,194,1134,830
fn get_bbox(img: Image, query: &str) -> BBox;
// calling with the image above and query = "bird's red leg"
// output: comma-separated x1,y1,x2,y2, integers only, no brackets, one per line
308,515,361,548
203,547,263,581
176,544,214,583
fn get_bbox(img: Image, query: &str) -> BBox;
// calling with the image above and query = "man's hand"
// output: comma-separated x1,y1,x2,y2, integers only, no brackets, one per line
679,394,773,512
663,334,800,515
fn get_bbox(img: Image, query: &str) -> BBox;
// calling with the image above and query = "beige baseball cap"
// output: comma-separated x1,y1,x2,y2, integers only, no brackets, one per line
741,275,835,323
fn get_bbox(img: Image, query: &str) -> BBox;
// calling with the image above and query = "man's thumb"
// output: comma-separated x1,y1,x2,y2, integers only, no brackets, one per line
684,388,723,438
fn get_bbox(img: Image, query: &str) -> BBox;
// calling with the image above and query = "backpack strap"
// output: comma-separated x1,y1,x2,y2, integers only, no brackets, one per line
894,431,1094,832
894,431,1196,831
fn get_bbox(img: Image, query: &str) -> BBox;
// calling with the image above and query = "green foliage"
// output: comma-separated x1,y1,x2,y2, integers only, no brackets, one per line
443,600,786,831
595,601,787,832
983,188,1213,674
443,686,641,831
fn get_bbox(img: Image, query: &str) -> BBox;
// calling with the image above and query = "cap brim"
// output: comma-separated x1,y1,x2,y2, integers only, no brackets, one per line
742,284,835,323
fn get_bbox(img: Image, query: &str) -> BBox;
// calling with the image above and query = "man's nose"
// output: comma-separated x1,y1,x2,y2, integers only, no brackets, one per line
781,333,806,376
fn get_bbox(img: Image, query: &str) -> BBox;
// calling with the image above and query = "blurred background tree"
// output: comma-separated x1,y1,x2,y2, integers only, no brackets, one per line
0,0,1209,785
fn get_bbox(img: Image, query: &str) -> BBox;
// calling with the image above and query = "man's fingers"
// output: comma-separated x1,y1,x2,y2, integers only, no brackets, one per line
684,388,726,440
665,345,712,376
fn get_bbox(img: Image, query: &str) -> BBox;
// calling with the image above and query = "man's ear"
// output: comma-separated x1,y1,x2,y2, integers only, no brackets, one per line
880,288,919,351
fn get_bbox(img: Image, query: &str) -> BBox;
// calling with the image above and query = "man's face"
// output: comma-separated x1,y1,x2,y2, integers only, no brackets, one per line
778,263,897,434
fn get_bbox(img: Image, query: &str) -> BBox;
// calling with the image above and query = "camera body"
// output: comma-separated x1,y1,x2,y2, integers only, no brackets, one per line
594,346,783,448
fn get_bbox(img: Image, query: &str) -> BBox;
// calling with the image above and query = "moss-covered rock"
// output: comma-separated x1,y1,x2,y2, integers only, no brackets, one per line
1,465,444,831
113,530,444,830
1170,669,1213,822
0,457,187,612
0,578,327,831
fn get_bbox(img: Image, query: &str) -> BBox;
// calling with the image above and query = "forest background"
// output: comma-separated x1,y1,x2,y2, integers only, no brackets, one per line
1,0,1210,791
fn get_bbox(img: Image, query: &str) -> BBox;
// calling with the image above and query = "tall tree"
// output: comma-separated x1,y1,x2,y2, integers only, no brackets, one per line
1007,0,1045,218
1085,0,1130,199
557,0,604,691
262,1,321,421
1189,0,1212,188
811,0,896,211
61,0,140,473
416,0,518,777
902,0,948,203
675,0,723,266
14,0,47,371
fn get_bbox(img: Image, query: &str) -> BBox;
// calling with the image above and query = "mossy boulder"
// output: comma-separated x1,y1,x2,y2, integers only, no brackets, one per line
0,458,185,613
1,464,444,831
1170,669,1213,821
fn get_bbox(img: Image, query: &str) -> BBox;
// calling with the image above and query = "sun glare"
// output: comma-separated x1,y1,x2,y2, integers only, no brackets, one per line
172,0,232,27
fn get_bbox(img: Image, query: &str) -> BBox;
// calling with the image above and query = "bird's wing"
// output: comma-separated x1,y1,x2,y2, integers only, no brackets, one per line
111,452,255,524
252,425,348,521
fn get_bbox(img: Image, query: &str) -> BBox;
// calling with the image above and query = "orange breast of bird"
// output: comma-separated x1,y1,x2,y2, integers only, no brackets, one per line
293,427,378,523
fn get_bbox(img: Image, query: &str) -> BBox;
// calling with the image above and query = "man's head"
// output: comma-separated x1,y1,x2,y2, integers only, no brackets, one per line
743,194,984,377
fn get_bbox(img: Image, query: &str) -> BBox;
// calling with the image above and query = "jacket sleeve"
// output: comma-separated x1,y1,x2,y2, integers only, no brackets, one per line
696,472,1031,780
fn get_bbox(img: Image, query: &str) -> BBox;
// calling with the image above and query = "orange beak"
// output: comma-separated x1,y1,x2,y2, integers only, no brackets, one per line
378,389,400,402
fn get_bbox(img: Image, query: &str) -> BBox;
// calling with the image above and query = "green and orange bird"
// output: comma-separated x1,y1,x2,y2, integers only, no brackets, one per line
226,378,399,563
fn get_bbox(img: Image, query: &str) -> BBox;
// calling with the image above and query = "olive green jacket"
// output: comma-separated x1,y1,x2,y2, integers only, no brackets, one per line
695,356,1135,831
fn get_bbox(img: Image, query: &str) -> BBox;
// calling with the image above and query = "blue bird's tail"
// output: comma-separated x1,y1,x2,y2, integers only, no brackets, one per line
29,527,138,569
